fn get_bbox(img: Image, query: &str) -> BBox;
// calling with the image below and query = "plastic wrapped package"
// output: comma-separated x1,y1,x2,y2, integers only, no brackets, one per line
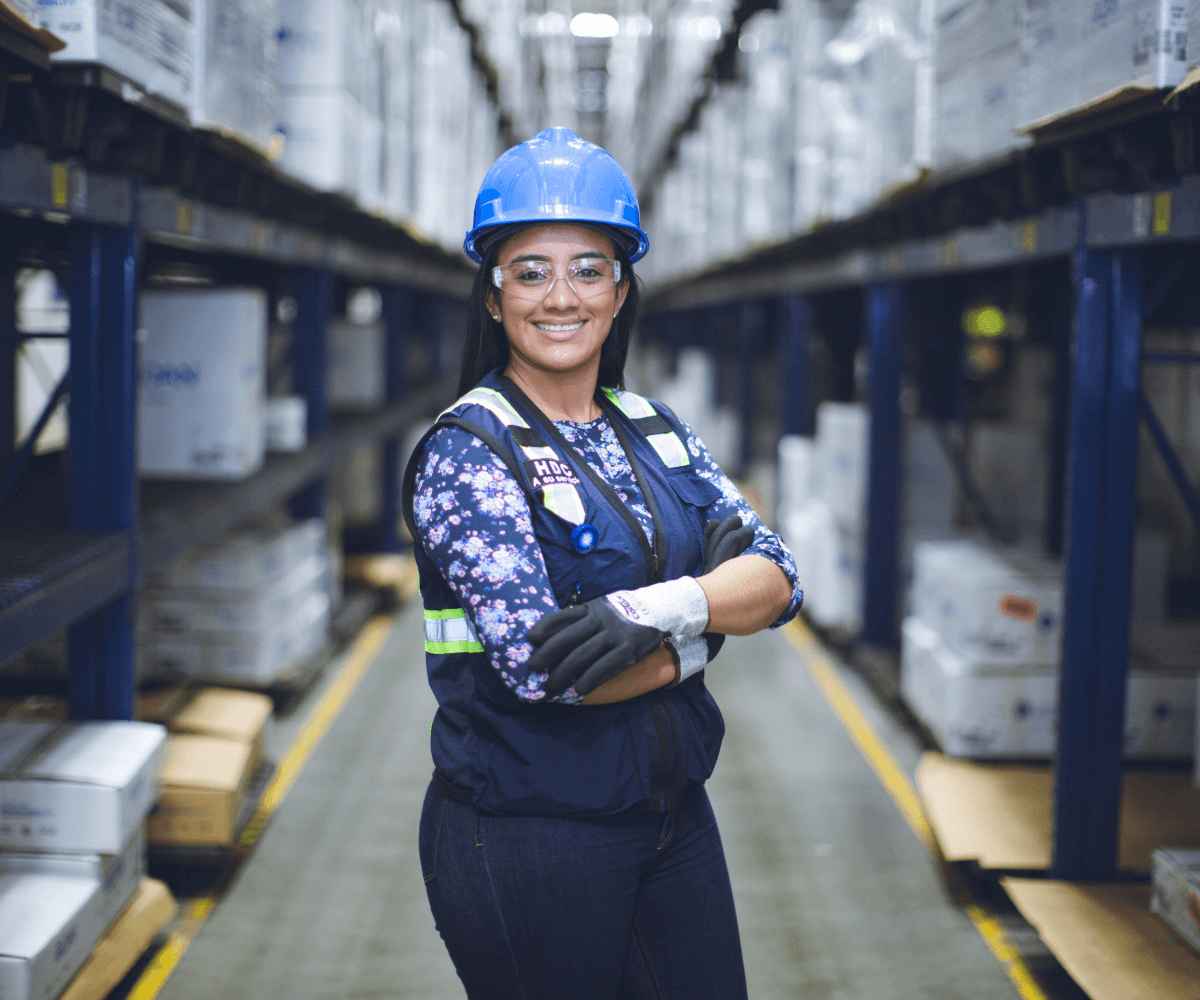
1019,0,1189,129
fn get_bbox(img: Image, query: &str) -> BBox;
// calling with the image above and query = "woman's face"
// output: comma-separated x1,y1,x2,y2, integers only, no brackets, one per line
490,223,629,378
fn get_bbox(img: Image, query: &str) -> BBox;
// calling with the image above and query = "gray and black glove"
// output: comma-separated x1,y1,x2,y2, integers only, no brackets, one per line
690,514,755,670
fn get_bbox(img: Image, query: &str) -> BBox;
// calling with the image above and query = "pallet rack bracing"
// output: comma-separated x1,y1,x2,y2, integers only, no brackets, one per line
645,108,1200,882
0,26,469,724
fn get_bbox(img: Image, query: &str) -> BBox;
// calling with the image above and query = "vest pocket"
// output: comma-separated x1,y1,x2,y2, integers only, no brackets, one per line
665,470,723,509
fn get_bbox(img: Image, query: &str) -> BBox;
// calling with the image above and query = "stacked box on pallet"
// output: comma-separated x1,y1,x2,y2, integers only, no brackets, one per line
0,721,166,1000
140,520,332,687
902,539,1198,758
275,0,371,196
32,0,194,108
138,288,267,481
1019,0,1189,129
190,0,279,154
1152,849,1200,954
933,0,1026,169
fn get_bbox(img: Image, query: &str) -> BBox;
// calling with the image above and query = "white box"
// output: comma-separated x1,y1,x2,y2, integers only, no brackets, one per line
141,592,330,686
138,288,266,480
1020,0,1189,128
0,829,144,935
778,435,817,515
328,320,385,409
277,90,361,195
1151,849,1200,954
265,396,306,452
155,519,325,590
35,0,194,108
143,551,327,633
0,722,165,853
1124,668,1197,759
0,872,107,1000
275,0,364,94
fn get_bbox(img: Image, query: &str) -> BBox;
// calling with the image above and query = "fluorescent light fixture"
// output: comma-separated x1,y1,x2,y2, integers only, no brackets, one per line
570,12,620,38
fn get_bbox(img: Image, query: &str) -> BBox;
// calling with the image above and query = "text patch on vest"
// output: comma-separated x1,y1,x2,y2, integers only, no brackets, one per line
524,457,582,491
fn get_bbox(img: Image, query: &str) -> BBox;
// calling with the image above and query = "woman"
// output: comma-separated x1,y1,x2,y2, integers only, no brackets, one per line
402,127,803,999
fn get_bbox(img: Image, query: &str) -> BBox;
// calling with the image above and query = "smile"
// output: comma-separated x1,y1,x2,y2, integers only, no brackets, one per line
535,322,585,333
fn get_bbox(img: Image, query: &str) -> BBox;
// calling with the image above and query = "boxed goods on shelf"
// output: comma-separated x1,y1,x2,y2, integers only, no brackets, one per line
191,0,279,153
276,90,362,195
1151,849,1200,954
266,396,306,452
901,616,1198,758
151,519,326,591
138,687,271,775
933,0,1025,169
0,829,144,938
1019,0,1189,129
328,320,385,409
32,0,194,108
148,734,255,846
0,721,166,853
0,871,112,1000
138,288,266,480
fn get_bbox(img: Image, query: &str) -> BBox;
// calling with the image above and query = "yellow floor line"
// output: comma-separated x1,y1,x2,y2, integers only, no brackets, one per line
128,613,396,999
784,619,1048,1000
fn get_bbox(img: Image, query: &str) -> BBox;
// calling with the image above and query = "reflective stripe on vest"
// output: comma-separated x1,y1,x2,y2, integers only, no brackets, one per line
602,388,691,469
443,386,588,525
424,608,484,654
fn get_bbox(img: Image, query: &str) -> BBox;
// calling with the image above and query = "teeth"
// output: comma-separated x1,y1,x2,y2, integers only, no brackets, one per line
536,322,584,332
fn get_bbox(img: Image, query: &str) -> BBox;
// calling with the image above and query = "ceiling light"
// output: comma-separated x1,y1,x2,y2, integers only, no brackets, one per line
570,12,620,38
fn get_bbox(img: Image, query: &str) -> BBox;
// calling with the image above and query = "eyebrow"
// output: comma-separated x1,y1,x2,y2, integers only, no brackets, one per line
504,252,607,264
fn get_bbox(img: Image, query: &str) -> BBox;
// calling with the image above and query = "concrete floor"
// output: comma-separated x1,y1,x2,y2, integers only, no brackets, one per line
157,603,1022,1000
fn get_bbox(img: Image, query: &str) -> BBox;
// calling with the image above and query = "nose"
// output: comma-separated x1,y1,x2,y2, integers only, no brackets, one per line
543,274,582,310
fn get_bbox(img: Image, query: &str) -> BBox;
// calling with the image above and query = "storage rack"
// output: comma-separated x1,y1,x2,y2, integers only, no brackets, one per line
0,23,468,725
644,96,1200,882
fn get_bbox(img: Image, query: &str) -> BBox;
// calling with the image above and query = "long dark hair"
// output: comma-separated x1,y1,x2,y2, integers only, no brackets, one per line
457,228,642,396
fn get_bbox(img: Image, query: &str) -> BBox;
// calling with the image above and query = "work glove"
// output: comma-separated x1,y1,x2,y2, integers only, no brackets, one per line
529,576,710,697
684,514,755,678
702,514,755,575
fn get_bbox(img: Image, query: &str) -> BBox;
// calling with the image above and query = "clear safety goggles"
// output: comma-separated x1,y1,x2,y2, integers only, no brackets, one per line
491,256,622,302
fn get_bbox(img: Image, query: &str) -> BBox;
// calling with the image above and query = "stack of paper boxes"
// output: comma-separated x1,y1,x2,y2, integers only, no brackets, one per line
190,0,279,154
901,538,1197,758
30,0,194,108
138,288,267,481
275,0,373,197
139,687,272,848
783,402,957,633
933,0,1026,169
1019,0,1189,129
0,720,172,1000
1152,849,1200,956
139,520,334,687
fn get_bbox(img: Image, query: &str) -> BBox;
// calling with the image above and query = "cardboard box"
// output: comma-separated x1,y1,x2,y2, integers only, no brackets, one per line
148,735,253,846
59,879,176,1000
0,829,144,937
138,288,266,480
1152,849,1200,955
0,722,165,853
138,688,271,775
266,396,306,452
34,0,194,108
0,871,107,1000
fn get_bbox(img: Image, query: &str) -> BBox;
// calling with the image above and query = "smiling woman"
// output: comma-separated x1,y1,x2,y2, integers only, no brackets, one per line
400,127,803,1000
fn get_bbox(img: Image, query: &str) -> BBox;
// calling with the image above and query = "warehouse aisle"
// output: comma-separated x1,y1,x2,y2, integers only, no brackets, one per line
157,604,1018,1000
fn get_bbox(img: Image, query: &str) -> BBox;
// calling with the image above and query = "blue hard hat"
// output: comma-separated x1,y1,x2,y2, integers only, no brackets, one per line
464,127,650,263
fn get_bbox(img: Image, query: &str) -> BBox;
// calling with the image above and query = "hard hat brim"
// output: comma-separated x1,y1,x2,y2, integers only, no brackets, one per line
465,215,649,264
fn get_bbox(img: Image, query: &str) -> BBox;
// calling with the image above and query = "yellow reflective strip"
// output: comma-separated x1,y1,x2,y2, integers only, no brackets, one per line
424,608,466,621
604,387,656,419
440,387,529,428
425,640,485,654
541,483,586,525
648,432,691,469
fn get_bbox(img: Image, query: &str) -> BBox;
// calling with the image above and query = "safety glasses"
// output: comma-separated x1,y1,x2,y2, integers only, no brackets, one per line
491,256,622,302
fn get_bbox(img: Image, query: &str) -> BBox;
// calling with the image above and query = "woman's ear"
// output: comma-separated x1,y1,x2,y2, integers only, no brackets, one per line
613,277,630,319
485,289,501,323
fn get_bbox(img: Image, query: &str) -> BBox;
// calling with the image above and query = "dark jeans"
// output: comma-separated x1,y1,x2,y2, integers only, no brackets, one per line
419,778,749,1000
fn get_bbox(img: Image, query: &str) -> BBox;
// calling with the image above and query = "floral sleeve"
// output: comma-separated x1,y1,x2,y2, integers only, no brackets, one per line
411,425,583,705
669,408,805,628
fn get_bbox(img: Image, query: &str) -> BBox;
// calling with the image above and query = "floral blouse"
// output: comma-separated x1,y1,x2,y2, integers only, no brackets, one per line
411,410,804,705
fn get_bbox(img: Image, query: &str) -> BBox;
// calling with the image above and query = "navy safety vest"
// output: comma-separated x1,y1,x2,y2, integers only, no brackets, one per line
402,371,727,817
